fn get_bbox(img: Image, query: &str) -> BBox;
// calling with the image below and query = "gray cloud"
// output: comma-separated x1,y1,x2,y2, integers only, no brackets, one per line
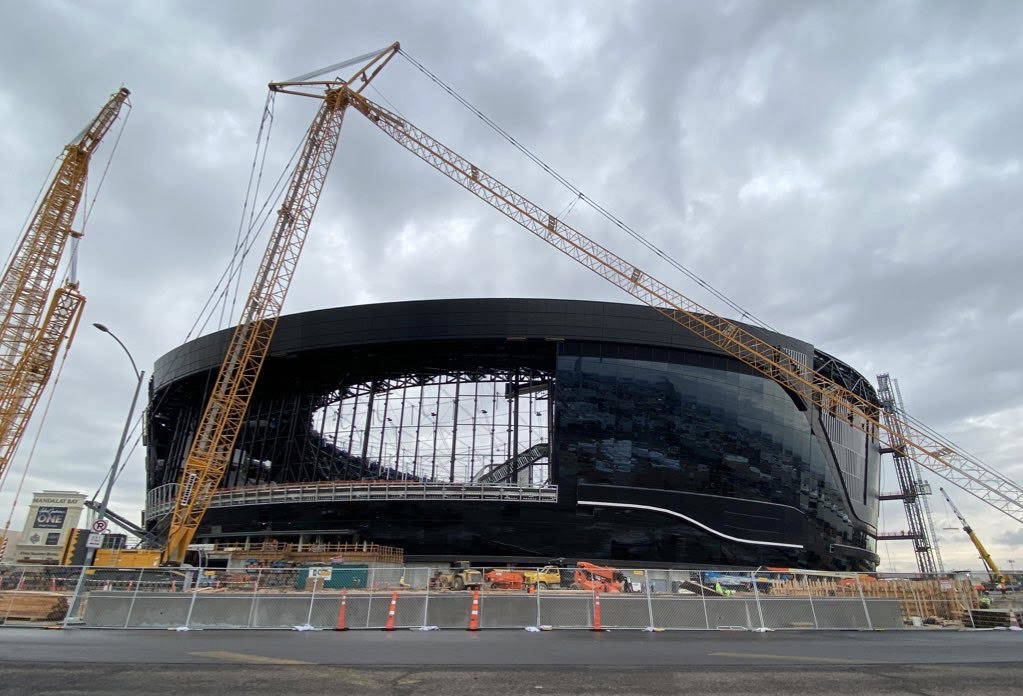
0,0,1020,569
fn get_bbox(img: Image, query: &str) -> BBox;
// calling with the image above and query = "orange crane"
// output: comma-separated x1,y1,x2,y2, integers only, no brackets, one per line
0,88,130,487
162,43,1022,561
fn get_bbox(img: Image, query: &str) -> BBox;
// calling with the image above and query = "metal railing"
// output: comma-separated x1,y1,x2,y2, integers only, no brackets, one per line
145,481,559,521
2,563,1015,631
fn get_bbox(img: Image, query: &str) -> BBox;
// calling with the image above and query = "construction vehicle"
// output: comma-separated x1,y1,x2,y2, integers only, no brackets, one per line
161,42,1023,563
431,561,484,591
484,565,562,590
571,562,625,593
939,487,1009,585
0,89,130,489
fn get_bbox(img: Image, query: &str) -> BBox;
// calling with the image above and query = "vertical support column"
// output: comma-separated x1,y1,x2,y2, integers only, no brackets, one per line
855,574,874,630
247,568,262,628
449,378,460,482
490,381,497,469
469,381,479,479
412,393,423,479
395,382,407,475
431,380,442,481
750,571,766,630
347,391,360,456
360,384,376,471
377,387,391,478
123,568,144,629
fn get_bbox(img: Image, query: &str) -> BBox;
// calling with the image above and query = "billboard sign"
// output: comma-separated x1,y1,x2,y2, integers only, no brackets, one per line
33,506,67,529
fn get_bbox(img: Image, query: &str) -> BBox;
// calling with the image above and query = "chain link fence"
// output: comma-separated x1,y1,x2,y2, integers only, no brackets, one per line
1,563,1015,631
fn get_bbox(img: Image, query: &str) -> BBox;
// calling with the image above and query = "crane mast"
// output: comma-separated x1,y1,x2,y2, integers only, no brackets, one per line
876,373,942,574
161,46,399,564
162,43,1022,561
0,88,129,486
939,487,1006,584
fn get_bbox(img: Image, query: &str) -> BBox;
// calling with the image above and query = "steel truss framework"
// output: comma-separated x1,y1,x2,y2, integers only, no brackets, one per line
149,365,553,494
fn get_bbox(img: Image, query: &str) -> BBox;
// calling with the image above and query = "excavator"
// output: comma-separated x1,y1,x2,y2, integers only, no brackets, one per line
159,42,1023,564
939,487,1009,586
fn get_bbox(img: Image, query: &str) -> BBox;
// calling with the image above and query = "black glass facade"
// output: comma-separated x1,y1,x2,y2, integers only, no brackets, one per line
146,299,881,570
553,341,879,569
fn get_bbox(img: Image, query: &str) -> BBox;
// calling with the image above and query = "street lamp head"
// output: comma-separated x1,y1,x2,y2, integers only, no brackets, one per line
93,323,110,333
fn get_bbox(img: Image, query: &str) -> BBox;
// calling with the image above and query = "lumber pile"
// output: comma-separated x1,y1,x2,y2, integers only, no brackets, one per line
0,591,69,622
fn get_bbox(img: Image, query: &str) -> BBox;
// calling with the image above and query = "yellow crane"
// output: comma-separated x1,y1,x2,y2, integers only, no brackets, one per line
0,88,130,487
939,487,1007,585
162,43,1022,562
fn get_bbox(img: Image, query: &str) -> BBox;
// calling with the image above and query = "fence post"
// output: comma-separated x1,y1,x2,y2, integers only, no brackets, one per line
365,567,375,628
6,568,28,625
750,571,766,630
535,567,541,629
306,575,318,627
855,574,873,630
421,567,431,629
123,568,144,629
645,570,654,630
247,569,262,628
61,567,84,628
183,572,198,629
698,571,710,630
803,573,819,629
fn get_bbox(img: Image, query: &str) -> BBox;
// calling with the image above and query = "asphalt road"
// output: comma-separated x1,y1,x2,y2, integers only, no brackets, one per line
1,628,1020,695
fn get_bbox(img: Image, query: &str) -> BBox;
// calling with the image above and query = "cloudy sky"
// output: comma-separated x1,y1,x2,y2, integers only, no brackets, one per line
0,0,1020,572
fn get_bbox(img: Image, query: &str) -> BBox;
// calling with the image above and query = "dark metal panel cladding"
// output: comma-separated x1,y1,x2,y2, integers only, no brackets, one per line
153,298,814,391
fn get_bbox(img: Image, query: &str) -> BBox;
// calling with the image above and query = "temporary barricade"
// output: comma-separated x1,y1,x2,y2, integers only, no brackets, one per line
0,563,1006,632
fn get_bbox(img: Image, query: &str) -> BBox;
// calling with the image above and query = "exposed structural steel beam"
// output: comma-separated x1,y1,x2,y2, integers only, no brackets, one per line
474,442,550,484
162,45,401,564
0,88,129,487
334,86,1023,525
876,373,943,575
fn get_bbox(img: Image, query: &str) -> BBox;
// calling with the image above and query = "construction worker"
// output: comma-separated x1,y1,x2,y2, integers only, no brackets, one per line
979,592,992,609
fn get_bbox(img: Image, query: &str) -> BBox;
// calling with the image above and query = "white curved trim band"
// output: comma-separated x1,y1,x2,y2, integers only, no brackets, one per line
576,499,804,549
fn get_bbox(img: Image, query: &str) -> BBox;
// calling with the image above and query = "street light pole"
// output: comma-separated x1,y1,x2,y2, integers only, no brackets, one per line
91,323,144,532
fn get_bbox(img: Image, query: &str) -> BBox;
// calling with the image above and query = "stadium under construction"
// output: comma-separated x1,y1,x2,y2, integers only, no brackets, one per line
144,297,882,571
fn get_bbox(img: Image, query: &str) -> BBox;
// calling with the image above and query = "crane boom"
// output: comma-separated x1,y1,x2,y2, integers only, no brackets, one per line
162,44,1021,563
939,487,1006,584
334,86,1023,524
0,88,129,486
161,46,399,564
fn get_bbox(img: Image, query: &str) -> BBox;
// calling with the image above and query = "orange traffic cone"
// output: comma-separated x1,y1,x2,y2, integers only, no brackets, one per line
468,590,480,631
335,593,348,631
592,592,603,631
384,592,397,631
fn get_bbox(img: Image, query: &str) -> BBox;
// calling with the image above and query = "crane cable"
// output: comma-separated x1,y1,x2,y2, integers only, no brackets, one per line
397,49,779,333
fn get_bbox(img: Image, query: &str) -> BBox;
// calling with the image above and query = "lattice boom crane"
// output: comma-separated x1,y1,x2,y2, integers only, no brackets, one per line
0,88,130,486
163,42,1021,561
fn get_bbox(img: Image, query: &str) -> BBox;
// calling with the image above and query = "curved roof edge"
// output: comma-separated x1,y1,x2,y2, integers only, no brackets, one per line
153,298,818,391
